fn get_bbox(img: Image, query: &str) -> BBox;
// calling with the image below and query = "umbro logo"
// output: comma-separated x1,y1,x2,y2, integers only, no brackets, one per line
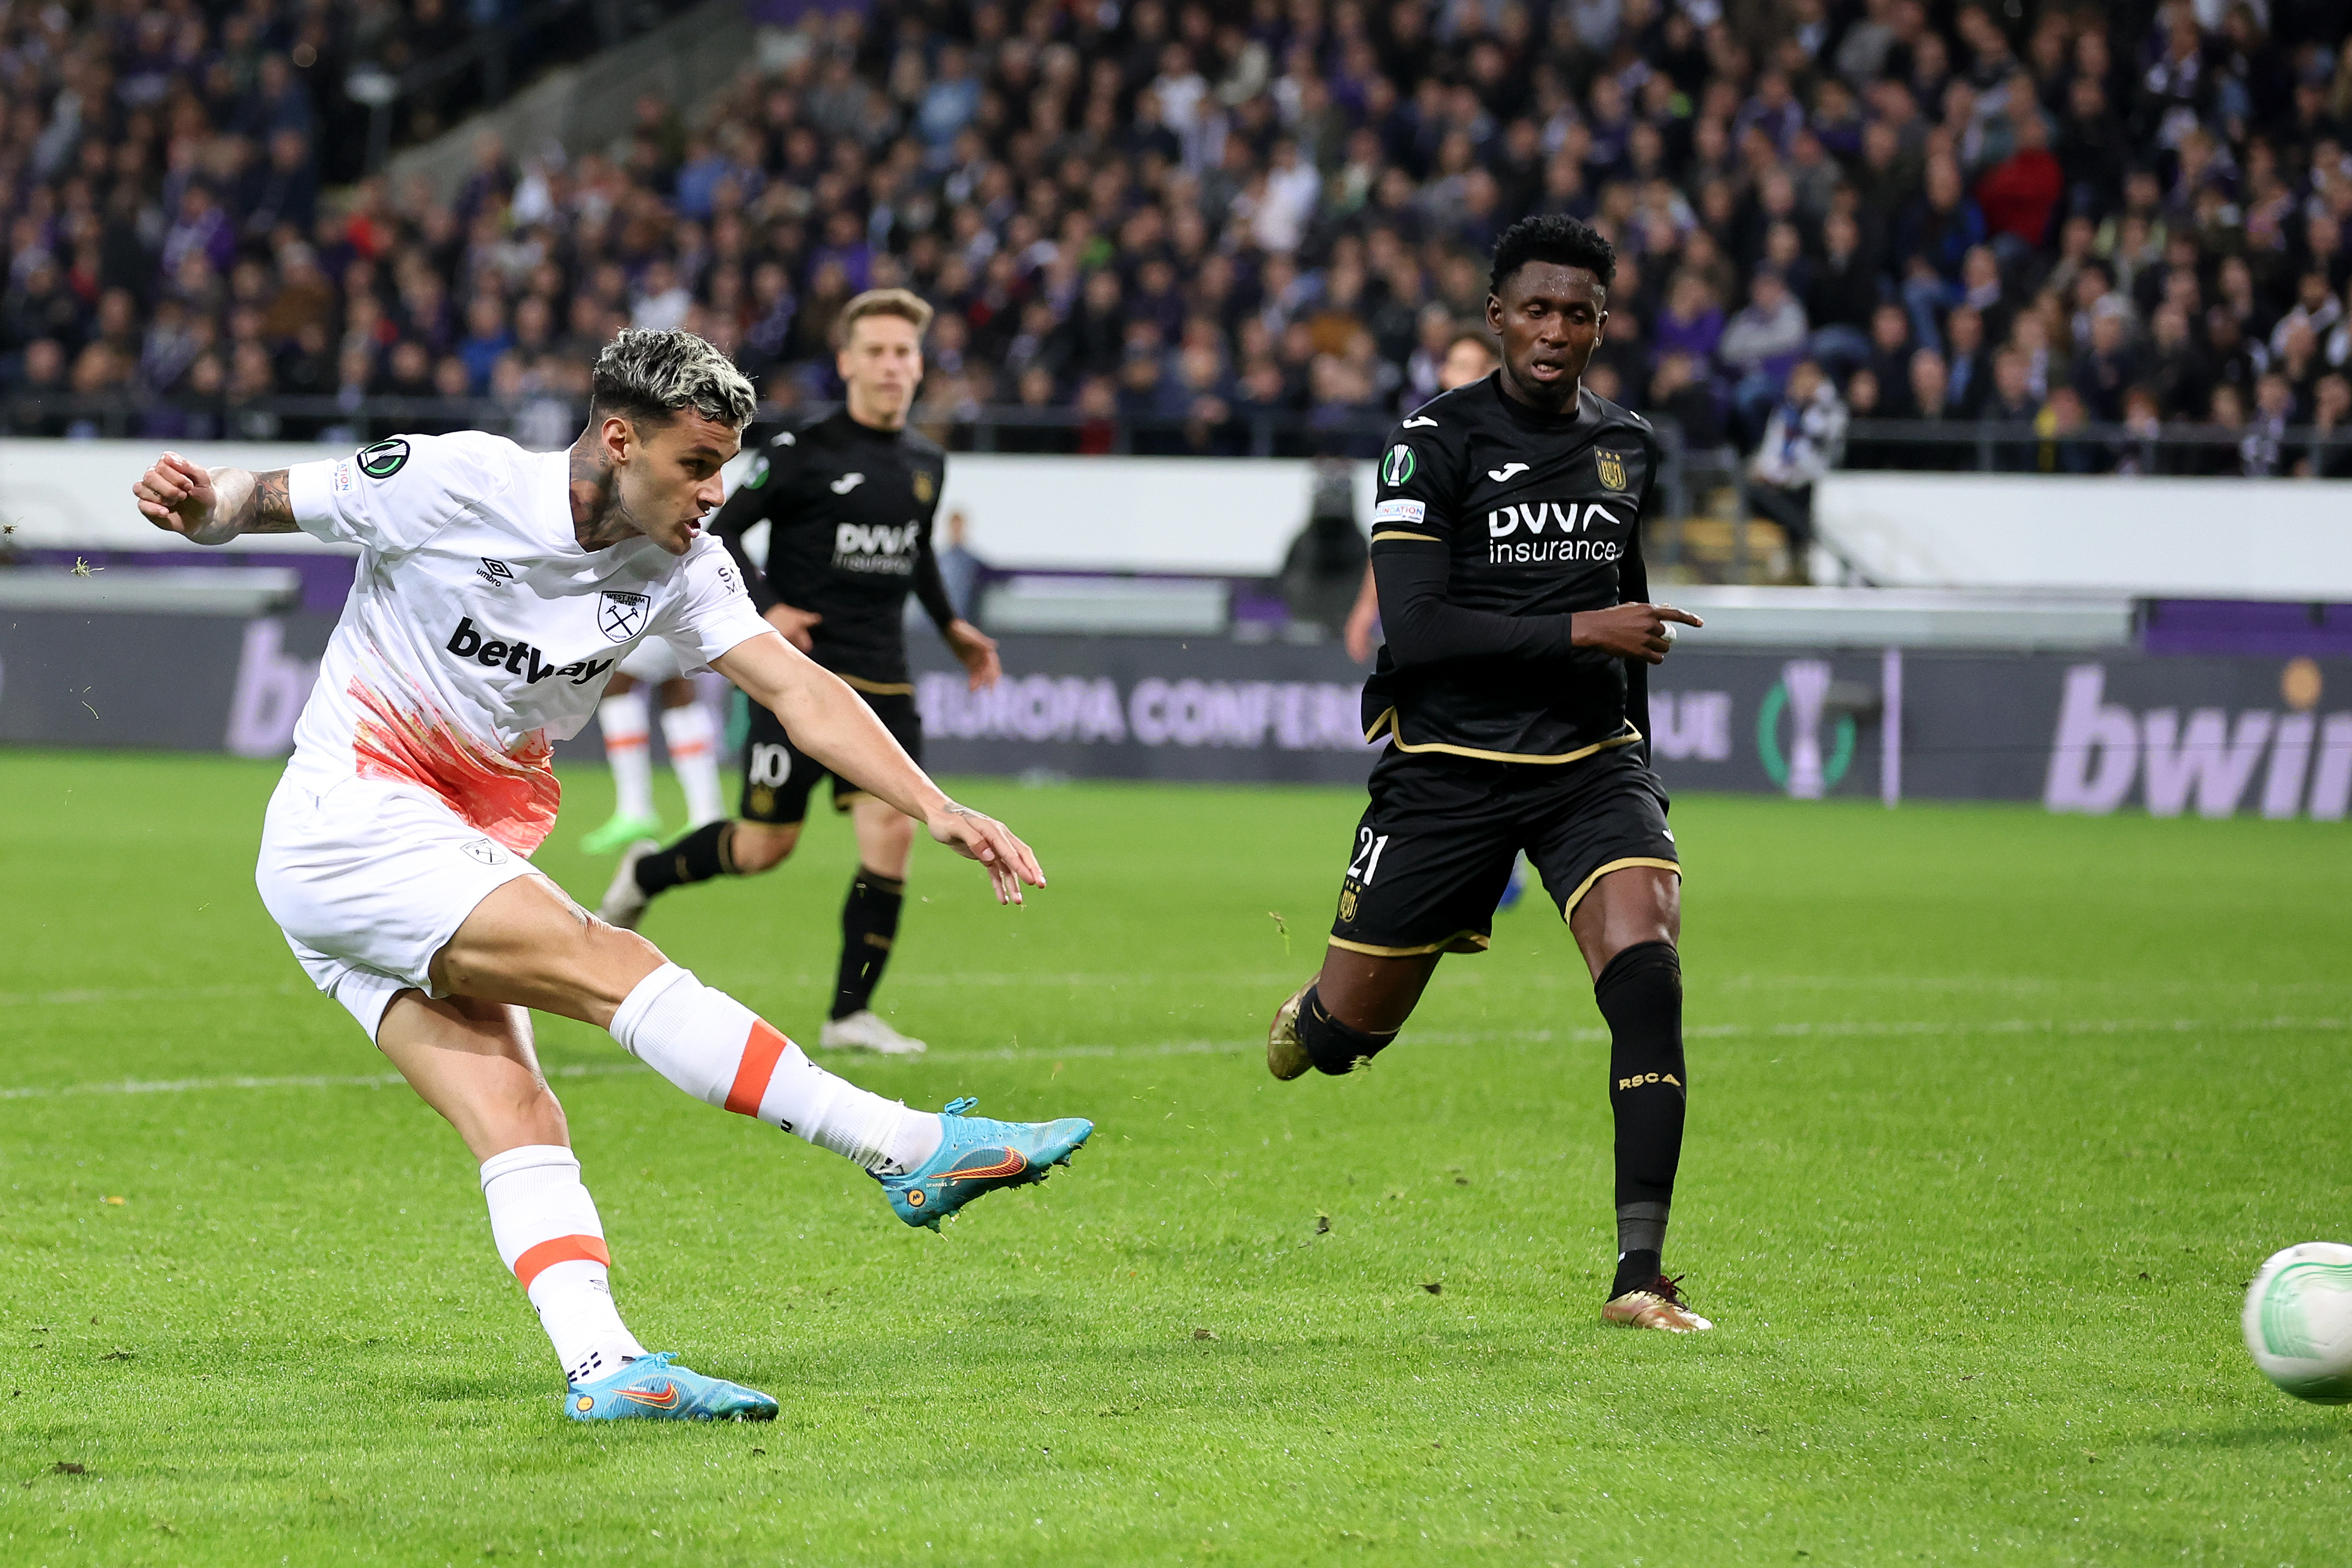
1488,463,1530,482
1401,415,1438,429
830,473,866,494
477,558,515,588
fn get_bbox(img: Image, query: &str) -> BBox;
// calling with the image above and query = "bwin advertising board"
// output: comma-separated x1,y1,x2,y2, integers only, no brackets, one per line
3,614,2347,820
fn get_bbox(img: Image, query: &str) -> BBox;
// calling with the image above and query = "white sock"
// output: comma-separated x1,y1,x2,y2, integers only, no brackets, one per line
599,691,655,820
660,702,725,826
608,964,942,1175
479,1145,648,1387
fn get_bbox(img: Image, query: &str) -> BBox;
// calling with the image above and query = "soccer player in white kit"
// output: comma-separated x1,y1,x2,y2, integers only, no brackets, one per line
130,330,1093,1422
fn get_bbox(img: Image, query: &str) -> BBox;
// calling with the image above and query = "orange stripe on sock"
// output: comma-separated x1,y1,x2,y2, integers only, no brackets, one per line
723,1019,792,1116
512,1234,611,1291
605,736,649,750
668,741,712,758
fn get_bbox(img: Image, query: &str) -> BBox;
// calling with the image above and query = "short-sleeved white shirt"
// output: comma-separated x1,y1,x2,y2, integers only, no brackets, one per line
283,430,768,855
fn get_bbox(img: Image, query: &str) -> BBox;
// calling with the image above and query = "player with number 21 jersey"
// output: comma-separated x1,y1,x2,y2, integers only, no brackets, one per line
1266,216,1715,1335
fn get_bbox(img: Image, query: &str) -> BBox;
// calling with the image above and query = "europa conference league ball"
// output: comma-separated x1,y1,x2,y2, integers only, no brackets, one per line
2243,1242,2352,1404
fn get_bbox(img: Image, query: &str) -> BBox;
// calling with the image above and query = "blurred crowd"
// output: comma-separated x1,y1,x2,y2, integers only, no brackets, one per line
5,0,2352,475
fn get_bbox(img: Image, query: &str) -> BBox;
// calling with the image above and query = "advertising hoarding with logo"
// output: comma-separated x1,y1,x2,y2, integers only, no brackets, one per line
3,614,2346,821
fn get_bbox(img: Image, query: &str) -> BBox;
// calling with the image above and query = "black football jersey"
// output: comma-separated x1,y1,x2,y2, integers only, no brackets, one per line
712,408,952,690
1363,374,1659,762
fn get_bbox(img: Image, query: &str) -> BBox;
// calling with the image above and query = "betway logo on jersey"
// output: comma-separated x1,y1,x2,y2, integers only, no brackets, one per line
834,522,919,575
1486,499,1623,564
445,618,615,685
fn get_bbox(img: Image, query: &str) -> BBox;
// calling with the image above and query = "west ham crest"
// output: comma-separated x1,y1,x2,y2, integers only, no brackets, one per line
597,589,649,643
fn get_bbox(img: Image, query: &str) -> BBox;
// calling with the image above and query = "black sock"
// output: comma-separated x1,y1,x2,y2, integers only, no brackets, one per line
634,821,733,896
830,866,905,1021
1295,985,1398,1076
1595,940,1685,1297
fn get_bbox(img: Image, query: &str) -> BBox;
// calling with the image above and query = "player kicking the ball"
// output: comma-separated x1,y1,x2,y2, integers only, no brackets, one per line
1266,216,1710,1333
132,329,1091,1421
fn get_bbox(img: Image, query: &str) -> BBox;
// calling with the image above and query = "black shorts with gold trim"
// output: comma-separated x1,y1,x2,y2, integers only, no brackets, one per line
738,679,922,825
1326,738,1677,958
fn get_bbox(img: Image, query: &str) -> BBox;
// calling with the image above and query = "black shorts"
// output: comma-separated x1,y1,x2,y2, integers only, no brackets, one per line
1327,741,1679,957
739,687,922,826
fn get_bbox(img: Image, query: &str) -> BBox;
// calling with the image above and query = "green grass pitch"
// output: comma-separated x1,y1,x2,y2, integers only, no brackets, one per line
4,747,2351,1565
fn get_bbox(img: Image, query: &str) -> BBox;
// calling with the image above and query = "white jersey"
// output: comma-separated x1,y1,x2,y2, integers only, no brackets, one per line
284,431,768,856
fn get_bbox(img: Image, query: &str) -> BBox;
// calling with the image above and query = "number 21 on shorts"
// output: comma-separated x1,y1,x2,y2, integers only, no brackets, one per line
1347,828,1391,885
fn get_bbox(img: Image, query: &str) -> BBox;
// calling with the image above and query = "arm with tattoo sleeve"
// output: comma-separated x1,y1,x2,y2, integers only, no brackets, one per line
130,451,298,545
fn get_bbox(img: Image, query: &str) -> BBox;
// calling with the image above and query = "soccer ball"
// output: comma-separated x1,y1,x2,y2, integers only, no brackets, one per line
2243,1242,2352,1403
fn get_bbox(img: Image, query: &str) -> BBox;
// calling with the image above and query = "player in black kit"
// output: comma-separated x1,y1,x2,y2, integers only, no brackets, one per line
599,290,1002,1056
1266,216,1714,1332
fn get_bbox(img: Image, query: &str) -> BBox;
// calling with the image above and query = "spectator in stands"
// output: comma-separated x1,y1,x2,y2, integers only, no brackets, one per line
1976,106,2062,257
1721,269,1810,442
1982,346,2043,471
1747,360,1846,572
2298,375,2352,480
1895,348,1956,470
1649,352,1723,452
2194,384,2249,477
1807,210,1882,366
2243,372,2297,478
2112,385,2167,477
456,297,515,394
1839,367,1900,470
2037,385,2105,474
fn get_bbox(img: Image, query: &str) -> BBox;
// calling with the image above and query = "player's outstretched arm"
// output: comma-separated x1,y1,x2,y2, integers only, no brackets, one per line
713,631,1046,904
131,453,298,545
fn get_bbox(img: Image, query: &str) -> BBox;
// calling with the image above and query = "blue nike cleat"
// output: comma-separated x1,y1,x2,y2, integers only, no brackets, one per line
564,1352,778,1423
877,1096,1094,1231
1495,851,1530,912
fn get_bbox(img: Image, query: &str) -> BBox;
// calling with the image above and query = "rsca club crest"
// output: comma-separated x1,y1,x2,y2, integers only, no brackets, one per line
913,469,936,504
1594,449,1627,490
1380,444,1416,486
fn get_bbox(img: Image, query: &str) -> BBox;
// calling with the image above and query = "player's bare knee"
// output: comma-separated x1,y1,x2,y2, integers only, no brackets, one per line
730,822,798,874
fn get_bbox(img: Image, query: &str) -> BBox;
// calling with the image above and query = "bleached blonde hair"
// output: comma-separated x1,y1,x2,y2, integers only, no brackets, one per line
590,328,758,429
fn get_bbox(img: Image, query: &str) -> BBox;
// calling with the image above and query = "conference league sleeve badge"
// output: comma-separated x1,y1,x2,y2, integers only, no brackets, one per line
1380,444,1416,488
357,437,410,479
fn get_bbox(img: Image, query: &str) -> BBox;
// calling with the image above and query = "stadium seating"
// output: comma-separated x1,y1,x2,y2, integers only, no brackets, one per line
3,0,2351,476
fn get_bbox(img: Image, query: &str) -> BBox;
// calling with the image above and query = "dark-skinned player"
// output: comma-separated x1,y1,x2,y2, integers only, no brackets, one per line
1266,215,1713,1333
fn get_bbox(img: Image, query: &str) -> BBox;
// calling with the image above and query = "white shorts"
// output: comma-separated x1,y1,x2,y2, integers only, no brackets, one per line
256,775,544,1041
616,638,692,685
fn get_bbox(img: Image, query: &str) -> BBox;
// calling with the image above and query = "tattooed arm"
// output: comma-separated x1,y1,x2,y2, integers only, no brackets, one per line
131,452,298,545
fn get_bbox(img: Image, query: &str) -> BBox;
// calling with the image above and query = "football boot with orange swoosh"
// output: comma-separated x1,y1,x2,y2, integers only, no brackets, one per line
564,1351,779,1423
876,1096,1094,1230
